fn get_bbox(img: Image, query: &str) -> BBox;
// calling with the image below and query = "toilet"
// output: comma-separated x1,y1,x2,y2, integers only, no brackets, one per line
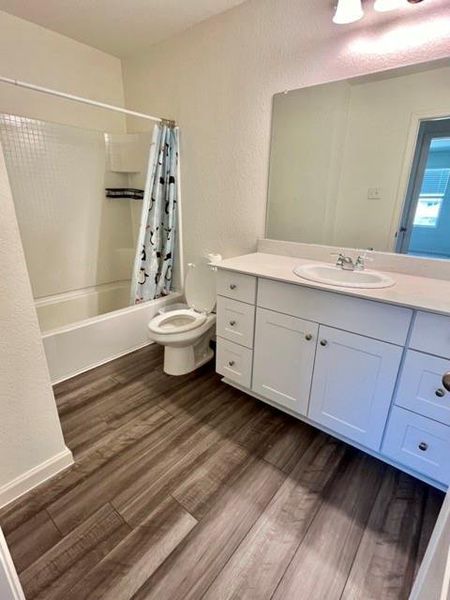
148,262,217,375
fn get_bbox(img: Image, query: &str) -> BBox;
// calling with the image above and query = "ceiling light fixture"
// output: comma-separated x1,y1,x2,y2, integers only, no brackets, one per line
374,0,405,12
333,0,364,24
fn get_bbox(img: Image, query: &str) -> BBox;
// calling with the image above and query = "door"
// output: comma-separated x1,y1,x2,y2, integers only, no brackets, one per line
397,118,450,258
252,308,318,415
308,326,402,450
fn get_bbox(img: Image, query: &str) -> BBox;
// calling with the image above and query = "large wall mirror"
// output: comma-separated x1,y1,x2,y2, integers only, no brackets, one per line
266,59,450,260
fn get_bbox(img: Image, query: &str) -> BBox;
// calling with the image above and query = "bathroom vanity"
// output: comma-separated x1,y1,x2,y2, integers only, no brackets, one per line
215,252,450,490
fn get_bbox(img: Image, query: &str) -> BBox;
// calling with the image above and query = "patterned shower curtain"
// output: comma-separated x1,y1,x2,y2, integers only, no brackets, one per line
131,123,179,304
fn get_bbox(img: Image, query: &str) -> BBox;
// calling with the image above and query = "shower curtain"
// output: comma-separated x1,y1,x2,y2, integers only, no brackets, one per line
131,123,179,304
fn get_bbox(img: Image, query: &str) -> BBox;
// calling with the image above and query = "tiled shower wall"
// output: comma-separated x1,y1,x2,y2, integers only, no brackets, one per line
0,114,146,301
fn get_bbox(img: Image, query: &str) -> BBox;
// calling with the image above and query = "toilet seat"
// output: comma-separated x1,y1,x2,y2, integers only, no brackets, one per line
147,261,217,375
148,308,207,335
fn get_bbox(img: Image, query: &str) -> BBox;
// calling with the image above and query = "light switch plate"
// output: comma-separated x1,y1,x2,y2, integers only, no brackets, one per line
368,187,382,200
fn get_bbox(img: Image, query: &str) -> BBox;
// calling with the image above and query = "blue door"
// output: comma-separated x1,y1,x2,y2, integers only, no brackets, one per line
398,119,450,259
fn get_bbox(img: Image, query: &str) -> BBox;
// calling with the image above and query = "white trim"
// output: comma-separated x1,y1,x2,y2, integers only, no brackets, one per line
0,447,73,510
0,529,25,600
441,545,450,600
410,491,450,600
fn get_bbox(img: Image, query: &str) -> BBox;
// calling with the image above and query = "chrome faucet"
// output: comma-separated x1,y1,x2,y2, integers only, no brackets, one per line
332,250,372,271
333,253,355,271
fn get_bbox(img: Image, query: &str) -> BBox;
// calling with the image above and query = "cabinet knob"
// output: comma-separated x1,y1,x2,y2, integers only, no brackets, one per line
320,340,328,347
229,320,236,327
228,360,235,367
442,372,450,392
435,388,446,398
305,333,313,341
229,284,237,290
418,442,428,452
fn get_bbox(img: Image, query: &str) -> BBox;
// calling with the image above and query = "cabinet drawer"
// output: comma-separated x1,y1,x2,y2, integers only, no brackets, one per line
410,311,450,359
217,270,256,304
258,278,412,346
216,297,255,349
382,406,450,485
395,351,450,426
216,337,252,388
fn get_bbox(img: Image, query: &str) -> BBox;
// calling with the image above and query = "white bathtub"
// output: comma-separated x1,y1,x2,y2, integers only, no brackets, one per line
38,284,182,383
36,281,132,332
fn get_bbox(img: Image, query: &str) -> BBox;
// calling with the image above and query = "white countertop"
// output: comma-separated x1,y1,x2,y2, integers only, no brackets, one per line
217,252,450,316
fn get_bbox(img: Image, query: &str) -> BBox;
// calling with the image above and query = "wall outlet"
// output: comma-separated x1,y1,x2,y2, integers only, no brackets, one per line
367,187,382,200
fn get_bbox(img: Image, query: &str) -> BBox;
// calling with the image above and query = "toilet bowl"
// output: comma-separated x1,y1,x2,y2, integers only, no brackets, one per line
148,262,217,375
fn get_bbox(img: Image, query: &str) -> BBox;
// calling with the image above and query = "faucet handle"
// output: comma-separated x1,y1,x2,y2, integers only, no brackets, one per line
355,251,373,270
330,251,345,266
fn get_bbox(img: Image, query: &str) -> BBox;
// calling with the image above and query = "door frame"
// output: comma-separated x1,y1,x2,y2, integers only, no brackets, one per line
0,529,25,600
388,108,450,253
396,118,450,254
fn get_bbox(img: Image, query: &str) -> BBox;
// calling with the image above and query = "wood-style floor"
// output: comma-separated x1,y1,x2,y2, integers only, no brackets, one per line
0,344,444,600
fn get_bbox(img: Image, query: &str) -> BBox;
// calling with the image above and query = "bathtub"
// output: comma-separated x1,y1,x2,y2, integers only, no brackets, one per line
37,283,182,383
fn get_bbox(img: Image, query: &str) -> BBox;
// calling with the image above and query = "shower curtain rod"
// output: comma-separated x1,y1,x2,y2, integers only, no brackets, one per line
0,76,176,126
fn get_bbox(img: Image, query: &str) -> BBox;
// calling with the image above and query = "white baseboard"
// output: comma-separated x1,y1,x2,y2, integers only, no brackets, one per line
0,447,74,510
0,529,25,600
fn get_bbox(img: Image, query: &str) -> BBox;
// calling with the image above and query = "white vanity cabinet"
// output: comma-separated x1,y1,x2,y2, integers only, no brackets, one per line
308,326,402,450
216,268,450,489
252,308,318,414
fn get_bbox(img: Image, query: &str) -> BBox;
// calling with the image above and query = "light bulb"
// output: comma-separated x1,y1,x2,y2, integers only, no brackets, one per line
333,0,364,24
374,0,405,12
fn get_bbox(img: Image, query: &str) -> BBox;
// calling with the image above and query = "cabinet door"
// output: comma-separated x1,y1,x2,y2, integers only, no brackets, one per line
252,308,318,415
309,326,402,451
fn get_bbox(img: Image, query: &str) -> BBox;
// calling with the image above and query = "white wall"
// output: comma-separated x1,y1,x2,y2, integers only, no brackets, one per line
0,11,125,130
0,141,69,504
268,81,350,245
122,0,450,266
0,10,125,505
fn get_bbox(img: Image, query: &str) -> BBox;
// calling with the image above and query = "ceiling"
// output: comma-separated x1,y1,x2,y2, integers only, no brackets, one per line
0,0,247,58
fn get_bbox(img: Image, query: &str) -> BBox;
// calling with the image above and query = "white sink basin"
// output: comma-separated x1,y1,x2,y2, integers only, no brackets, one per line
293,263,395,289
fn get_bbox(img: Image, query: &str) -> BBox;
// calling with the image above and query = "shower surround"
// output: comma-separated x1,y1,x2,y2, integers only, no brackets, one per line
0,113,182,381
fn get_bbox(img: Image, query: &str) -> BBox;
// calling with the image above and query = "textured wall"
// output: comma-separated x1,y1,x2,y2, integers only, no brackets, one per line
122,0,450,266
0,142,66,488
0,11,125,130
0,11,125,497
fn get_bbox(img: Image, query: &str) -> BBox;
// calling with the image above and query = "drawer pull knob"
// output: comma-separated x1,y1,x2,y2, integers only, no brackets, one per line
435,388,446,398
305,333,313,341
229,284,237,290
418,442,428,452
442,372,450,392
229,320,236,327
320,340,328,347
228,360,235,367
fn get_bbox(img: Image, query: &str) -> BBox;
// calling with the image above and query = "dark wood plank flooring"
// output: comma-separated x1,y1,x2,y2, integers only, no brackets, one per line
0,344,444,599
